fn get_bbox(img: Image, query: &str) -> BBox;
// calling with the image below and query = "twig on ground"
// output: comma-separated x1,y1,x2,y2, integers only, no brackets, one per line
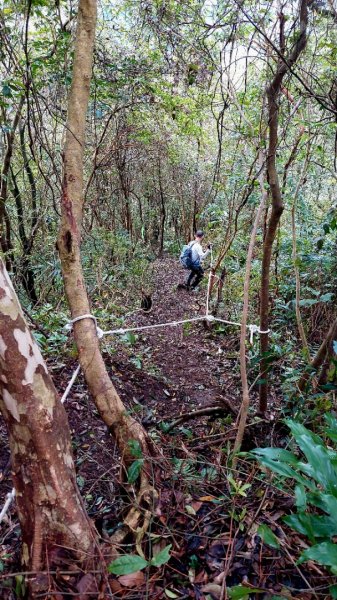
164,402,237,433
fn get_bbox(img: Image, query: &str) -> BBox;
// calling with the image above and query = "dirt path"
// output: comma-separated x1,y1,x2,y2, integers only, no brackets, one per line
107,257,241,423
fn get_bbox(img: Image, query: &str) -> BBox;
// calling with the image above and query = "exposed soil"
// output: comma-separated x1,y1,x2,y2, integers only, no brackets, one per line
107,258,243,423
0,258,333,599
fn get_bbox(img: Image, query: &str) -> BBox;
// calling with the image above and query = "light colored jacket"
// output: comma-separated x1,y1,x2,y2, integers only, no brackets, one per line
188,240,210,264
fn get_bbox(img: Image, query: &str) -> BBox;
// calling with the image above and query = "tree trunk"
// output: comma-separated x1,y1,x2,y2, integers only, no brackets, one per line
57,0,152,483
291,163,310,360
259,0,308,414
20,122,38,236
297,318,337,392
233,150,267,461
10,168,38,304
158,160,166,255
0,97,25,269
0,259,94,579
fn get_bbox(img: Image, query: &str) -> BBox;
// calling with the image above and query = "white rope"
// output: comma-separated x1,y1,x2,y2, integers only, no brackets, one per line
65,314,270,342
0,488,15,524
213,316,242,328
209,319,270,342
65,314,104,338
103,316,207,336
64,313,270,342
61,364,81,404
248,324,270,344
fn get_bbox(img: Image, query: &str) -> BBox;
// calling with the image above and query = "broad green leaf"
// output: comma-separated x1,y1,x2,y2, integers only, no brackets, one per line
15,575,26,597
306,491,329,510
329,584,337,599
127,459,144,484
294,484,307,510
298,541,337,567
150,544,172,567
285,420,322,446
228,585,263,598
325,412,337,442
123,331,136,345
165,590,179,598
251,447,299,466
76,475,85,490
108,554,148,575
251,449,312,489
257,524,280,549
286,421,337,493
128,439,143,459
2,84,12,97
284,513,337,542
320,293,333,302
320,494,337,526
298,298,318,307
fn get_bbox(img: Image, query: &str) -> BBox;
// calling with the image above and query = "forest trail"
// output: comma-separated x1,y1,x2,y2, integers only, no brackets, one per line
0,257,242,510
0,257,242,557
0,257,242,517
107,256,241,424
1,259,333,597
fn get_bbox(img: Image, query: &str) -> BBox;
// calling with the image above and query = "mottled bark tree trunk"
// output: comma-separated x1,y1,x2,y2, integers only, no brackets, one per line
259,0,308,414
0,259,94,579
57,0,152,483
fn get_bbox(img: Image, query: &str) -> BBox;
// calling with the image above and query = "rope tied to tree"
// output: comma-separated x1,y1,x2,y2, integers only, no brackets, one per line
248,324,270,344
65,313,104,338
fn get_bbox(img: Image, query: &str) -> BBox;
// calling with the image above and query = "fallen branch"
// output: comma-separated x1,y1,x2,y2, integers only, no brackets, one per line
165,401,237,433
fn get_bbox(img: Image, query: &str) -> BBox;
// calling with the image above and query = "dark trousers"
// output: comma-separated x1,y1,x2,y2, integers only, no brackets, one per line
186,265,204,289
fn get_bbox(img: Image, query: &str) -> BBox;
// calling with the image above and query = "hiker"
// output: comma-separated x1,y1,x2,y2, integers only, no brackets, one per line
179,230,211,290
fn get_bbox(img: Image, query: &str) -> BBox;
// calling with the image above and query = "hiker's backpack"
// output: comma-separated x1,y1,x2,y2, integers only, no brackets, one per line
179,242,199,269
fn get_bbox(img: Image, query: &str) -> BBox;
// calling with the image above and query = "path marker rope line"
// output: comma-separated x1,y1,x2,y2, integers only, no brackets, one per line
61,364,81,404
0,258,270,523
0,489,15,524
67,314,269,338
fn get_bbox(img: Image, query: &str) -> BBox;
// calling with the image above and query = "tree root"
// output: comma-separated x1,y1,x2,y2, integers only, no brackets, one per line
109,475,158,553
164,400,237,433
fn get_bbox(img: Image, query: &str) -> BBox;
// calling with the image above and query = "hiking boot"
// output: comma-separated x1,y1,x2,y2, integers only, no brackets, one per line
177,283,187,290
